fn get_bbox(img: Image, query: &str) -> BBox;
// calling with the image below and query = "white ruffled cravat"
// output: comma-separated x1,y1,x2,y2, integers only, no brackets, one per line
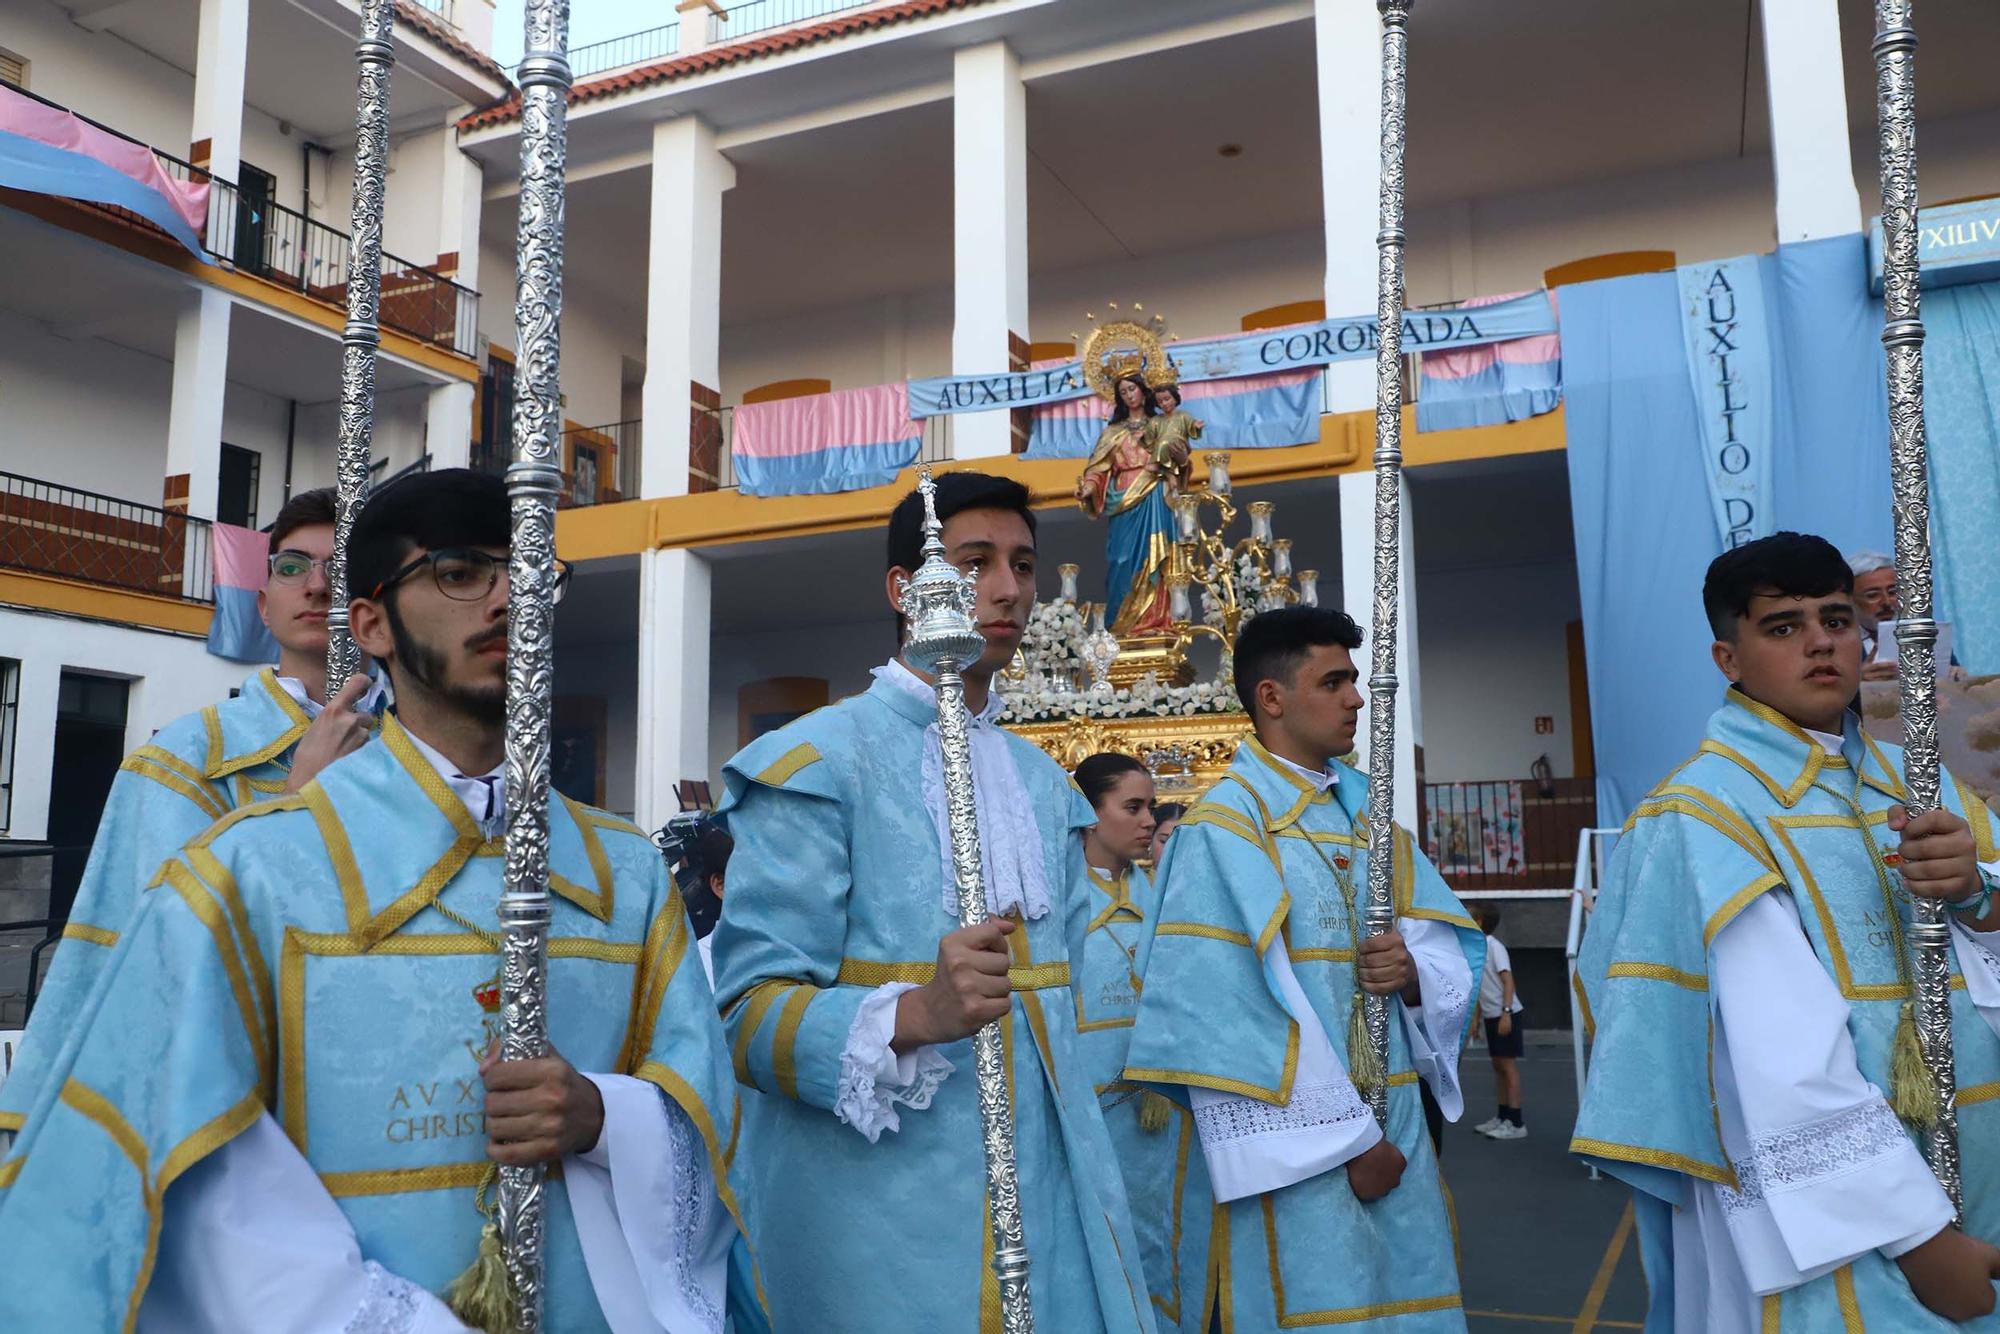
873,659,1053,922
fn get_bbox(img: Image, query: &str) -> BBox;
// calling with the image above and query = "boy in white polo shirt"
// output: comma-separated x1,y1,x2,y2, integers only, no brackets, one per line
1473,901,1527,1140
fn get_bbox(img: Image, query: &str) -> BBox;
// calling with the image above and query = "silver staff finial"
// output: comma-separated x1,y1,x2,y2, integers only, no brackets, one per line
900,468,984,675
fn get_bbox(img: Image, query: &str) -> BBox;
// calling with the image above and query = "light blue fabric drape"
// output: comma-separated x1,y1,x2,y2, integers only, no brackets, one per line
1923,280,2000,674
1563,235,1894,824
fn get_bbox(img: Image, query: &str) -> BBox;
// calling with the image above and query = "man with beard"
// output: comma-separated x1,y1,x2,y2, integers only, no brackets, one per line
0,470,750,1333
0,486,382,1136
712,471,1155,1334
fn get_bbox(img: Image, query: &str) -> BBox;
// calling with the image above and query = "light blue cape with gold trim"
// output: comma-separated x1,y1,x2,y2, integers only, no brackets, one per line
0,714,746,1332
1125,737,1481,1331
0,668,338,1134
1572,690,2000,1332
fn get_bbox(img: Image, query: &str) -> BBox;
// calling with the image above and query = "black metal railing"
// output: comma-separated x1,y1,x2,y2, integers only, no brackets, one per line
559,420,641,507
561,23,680,81
1418,777,1597,891
4,86,479,356
0,472,214,604
0,844,92,1025
368,453,433,496
709,0,875,44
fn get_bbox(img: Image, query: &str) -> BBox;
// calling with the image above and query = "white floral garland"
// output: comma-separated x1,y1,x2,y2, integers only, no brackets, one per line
999,672,1242,724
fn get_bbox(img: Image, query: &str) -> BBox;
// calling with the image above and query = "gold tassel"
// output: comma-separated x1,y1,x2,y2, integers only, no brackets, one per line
1890,1000,1940,1129
1139,1090,1174,1133
446,1220,522,1334
1346,996,1386,1098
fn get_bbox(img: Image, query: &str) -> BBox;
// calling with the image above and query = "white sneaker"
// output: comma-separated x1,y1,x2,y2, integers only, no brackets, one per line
1488,1122,1528,1141
1472,1117,1505,1136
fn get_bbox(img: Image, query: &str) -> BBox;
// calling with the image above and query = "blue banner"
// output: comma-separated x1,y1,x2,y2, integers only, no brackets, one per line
907,291,1558,419
1676,257,1773,549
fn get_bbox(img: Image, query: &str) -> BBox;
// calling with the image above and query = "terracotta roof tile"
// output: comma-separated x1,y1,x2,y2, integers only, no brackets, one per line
458,0,989,133
395,0,511,86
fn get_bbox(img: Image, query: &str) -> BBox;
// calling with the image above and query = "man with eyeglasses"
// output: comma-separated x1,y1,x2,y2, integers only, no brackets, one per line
0,486,385,1137
0,468,753,1332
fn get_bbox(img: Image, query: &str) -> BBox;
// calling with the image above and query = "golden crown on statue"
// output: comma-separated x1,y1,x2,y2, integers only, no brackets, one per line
1076,302,1182,400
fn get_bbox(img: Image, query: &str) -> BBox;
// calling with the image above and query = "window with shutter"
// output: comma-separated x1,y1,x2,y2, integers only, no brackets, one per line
0,50,26,88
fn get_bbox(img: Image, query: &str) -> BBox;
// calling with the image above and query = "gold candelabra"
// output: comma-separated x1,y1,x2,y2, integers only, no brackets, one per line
1168,452,1320,673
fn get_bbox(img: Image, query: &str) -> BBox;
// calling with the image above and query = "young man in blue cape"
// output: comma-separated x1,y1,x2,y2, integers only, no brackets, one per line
1573,532,2000,1331
712,471,1156,1334
1124,606,1483,1332
0,469,747,1332
0,486,384,1132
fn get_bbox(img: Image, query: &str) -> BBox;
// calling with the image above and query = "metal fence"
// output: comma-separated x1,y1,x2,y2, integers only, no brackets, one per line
560,421,642,507
709,0,876,43
562,23,681,81
11,86,478,356
1418,777,1597,891
0,472,214,604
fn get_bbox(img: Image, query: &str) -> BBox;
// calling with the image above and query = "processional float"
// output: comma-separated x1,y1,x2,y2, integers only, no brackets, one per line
1874,0,1960,1212
325,0,575,1325
1355,0,1415,1122
901,468,1037,1332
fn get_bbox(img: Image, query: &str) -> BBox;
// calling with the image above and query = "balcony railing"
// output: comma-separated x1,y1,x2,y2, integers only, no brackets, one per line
0,472,214,605
709,0,877,44
1419,777,1597,891
9,87,479,357
473,423,638,508
559,24,680,81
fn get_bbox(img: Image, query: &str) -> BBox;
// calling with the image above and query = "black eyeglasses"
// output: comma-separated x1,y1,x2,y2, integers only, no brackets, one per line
268,551,333,584
370,547,574,604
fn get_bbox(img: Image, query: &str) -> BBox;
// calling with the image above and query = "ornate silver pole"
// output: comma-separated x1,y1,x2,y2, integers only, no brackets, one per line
899,468,1034,1333
1875,0,1960,1213
325,0,395,686
497,0,572,1326
1357,0,1414,1127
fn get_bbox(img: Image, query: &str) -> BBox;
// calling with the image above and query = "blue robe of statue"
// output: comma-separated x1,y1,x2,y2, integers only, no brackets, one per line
0,715,743,1332
712,674,1157,1334
1126,738,1483,1332
0,667,344,1135
1078,863,1216,1333
1573,690,2000,1331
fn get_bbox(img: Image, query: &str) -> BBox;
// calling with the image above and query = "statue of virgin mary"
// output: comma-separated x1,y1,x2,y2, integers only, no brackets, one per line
1074,326,1193,636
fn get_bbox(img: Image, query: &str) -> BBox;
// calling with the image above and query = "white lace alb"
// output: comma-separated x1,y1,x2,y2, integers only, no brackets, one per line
666,1101,726,1332
833,981,955,1142
339,1261,427,1334
874,660,1054,922
1716,1098,1910,1216
1192,1079,1372,1146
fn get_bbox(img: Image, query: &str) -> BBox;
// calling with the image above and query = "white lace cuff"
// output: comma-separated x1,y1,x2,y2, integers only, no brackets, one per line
1190,1079,1382,1203
1717,1097,1952,1285
343,1260,468,1334
834,982,955,1143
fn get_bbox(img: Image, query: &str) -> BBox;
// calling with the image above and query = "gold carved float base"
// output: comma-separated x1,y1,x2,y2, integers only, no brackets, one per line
1007,711,1251,804
1105,632,1194,689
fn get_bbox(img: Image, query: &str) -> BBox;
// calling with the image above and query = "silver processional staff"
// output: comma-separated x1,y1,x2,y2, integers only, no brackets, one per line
1357,0,1416,1124
1873,0,1960,1213
900,467,1036,1333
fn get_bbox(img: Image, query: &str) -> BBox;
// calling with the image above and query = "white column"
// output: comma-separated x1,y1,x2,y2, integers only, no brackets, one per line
950,40,1029,460
643,117,734,499
1759,0,1863,243
1315,0,1381,414
166,288,231,520
425,383,476,469
191,0,248,181
1339,470,1422,829
424,140,483,470
634,547,711,834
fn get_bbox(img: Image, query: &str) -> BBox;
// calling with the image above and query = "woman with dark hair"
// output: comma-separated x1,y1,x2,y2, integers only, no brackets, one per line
1075,373,1189,635
1149,801,1187,865
1073,751,1207,1329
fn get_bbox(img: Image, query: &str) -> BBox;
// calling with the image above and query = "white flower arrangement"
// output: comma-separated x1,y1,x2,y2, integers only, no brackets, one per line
1020,596,1086,679
998,670,1243,724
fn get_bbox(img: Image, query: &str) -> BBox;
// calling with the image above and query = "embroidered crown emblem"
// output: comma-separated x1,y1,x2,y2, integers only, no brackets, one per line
472,977,502,1014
